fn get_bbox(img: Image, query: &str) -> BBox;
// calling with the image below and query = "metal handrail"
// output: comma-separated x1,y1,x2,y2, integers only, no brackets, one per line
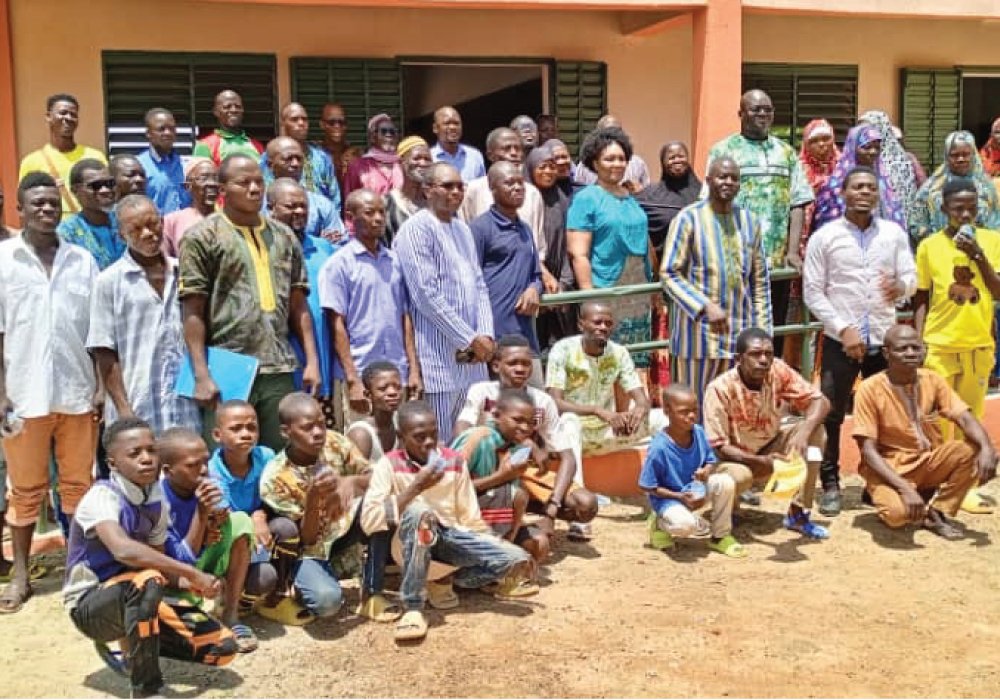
539,267,819,373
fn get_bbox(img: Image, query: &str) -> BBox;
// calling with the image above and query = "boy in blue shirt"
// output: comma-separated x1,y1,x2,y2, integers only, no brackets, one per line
638,384,746,558
159,427,275,653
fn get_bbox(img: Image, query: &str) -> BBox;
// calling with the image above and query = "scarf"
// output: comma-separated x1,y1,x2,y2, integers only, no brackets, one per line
636,143,701,252
365,113,401,165
798,119,840,193
980,117,1000,178
858,110,918,229
526,144,572,282
812,124,905,231
912,130,1000,240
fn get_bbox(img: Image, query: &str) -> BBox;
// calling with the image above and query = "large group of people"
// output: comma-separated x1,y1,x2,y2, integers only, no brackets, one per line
1,84,999,697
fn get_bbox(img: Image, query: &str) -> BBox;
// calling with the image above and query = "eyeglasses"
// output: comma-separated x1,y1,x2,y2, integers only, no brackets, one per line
433,181,465,192
323,118,346,126
378,126,399,136
84,178,115,192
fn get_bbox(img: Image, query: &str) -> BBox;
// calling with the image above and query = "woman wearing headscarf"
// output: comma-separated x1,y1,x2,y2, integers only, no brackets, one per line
384,135,431,246
527,143,575,349
635,141,701,394
910,130,1000,242
343,113,404,199
979,117,1000,179
566,126,653,365
812,124,905,232
858,110,919,231
784,120,840,370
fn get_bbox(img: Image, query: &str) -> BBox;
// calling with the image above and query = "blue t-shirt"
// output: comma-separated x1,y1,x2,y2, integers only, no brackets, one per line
160,478,200,564
638,426,717,514
207,445,275,514
565,184,649,288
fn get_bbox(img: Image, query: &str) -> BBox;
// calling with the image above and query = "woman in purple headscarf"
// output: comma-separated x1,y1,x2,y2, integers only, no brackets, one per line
812,124,906,231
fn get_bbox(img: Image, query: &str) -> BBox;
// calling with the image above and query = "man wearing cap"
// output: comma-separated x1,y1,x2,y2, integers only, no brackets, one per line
344,114,403,199
430,106,485,183
703,327,831,540
193,90,264,166
261,102,341,211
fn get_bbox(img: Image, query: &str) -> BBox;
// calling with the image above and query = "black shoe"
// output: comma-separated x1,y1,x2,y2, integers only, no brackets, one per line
818,487,842,516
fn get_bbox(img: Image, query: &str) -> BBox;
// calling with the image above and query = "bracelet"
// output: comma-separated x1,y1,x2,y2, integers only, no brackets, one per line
547,498,562,511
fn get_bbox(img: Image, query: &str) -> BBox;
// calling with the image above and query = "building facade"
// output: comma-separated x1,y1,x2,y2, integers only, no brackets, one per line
3,0,1000,227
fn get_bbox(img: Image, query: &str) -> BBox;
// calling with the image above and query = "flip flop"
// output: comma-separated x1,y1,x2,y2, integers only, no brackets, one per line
0,580,32,614
356,594,404,622
484,576,540,601
783,510,830,540
394,610,428,642
0,561,48,585
961,487,995,515
708,534,749,559
426,581,460,610
229,623,259,653
256,597,315,626
94,641,128,676
567,522,593,542
645,512,673,551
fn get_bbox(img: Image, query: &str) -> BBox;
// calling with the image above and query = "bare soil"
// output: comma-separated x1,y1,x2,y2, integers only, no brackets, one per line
4,475,1000,698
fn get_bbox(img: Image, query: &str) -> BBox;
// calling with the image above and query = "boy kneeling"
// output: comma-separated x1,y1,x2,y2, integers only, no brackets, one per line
64,419,237,699
361,400,537,642
639,385,746,558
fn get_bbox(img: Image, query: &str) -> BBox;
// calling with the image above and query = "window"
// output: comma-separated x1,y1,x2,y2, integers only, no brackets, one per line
900,68,961,171
290,58,403,147
742,63,859,147
102,51,277,154
553,61,607,158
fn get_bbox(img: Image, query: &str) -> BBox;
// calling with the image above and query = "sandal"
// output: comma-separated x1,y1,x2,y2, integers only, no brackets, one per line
961,487,995,515
94,641,128,676
356,593,404,622
708,534,749,559
229,623,259,653
783,510,829,540
256,597,315,626
484,576,539,601
0,561,48,585
427,581,459,610
646,512,673,551
394,610,428,642
0,580,32,614
567,522,593,542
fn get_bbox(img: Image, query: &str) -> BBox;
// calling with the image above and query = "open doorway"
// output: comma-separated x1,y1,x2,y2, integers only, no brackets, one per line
961,74,1000,147
400,61,549,155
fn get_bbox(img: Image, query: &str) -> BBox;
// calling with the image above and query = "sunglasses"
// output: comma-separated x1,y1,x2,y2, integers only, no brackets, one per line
323,117,346,126
378,126,399,136
84,178,115,192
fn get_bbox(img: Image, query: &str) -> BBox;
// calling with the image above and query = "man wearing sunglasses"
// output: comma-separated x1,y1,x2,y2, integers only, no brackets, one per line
55,159,124,270
318,103,352,199
343,113,403,200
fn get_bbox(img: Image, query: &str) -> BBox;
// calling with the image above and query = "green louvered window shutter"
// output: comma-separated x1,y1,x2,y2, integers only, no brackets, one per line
553,62,607,158
900,68,961,172
742,63,858,147
102,51,277,154
290,58,403,147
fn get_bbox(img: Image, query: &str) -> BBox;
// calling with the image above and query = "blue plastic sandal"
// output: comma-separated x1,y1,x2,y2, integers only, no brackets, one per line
94,641,127,676
783,510,829,540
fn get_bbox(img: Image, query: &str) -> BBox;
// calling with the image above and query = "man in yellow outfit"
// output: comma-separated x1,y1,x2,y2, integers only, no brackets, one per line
914,177,1000,513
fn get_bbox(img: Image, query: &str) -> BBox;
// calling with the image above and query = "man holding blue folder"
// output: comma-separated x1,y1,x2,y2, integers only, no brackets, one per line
179,154,320,450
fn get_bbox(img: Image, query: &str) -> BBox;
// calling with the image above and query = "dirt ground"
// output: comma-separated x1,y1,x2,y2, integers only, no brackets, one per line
3,473,1000,699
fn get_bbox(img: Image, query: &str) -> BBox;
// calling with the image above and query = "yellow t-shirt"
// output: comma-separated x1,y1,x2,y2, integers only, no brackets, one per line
18,143,107,220
916,227,1000,350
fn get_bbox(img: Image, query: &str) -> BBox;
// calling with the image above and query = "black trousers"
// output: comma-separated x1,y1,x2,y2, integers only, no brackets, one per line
70,572,236,693
819,336,887,489
770,278,791,357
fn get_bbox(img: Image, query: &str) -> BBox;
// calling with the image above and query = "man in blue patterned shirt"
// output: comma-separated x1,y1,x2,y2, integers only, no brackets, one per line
56,158,124,270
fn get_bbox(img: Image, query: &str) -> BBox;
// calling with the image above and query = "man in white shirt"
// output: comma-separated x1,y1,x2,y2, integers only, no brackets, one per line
803,165,916,517
0,172,101,613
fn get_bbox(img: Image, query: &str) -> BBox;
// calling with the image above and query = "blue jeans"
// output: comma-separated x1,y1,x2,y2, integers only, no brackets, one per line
290,506,390,617
398,504,530,611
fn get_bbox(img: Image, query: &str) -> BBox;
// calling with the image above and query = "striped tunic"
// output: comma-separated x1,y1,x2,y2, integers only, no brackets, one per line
393,209,493,393
660,199,772,360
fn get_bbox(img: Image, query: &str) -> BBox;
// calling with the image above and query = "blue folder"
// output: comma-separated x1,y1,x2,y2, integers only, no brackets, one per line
174,347,259,402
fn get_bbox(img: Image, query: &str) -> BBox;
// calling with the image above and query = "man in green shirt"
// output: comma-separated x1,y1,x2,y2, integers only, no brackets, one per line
193,90,264,166
179,155,319,450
